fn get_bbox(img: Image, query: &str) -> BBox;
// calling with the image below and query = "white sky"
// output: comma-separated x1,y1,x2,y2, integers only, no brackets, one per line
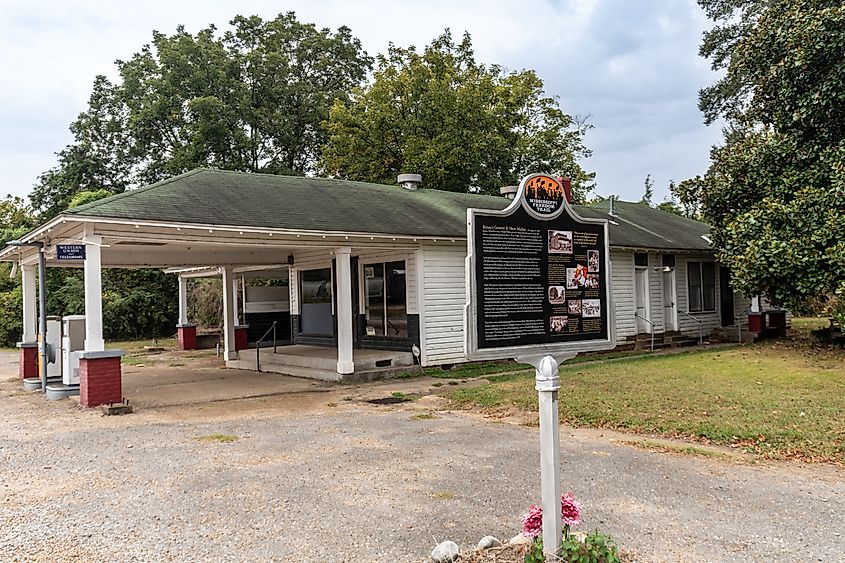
0,0,722,203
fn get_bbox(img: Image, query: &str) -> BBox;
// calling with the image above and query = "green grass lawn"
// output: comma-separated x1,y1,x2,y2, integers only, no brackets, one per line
445,336,845,463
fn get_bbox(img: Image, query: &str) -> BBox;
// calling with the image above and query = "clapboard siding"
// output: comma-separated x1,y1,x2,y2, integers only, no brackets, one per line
676,255,722,337
610,250,637,338
647,252,665,333
420,243,468,365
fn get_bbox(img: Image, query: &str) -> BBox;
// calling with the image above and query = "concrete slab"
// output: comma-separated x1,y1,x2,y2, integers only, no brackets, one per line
121,354,334,409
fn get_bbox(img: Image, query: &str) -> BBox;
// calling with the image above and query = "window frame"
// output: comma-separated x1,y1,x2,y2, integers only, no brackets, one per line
687,260,716,313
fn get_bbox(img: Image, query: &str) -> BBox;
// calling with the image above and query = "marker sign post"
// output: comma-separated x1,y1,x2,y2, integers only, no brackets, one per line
465,173,616,555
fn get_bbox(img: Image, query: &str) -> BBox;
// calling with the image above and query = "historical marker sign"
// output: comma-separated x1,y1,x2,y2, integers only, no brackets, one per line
465,173,616,360
56,244,86,261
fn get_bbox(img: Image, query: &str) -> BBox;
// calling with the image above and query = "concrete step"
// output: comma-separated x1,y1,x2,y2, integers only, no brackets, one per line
45,383,80,401
228,358,342,382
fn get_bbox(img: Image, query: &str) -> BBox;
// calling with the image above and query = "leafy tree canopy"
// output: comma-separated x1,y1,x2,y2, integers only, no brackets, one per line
321,31,595,202
30,12,372,219
696,0,845,319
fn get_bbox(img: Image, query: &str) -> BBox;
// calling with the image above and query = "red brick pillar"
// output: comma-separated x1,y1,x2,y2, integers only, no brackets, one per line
177,324,197,350
17,342,38,381
234,325,249,352
79,350,124,408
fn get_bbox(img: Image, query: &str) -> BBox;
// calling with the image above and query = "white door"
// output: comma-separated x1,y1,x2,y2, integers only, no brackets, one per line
662,269,678,331
635,268,650,332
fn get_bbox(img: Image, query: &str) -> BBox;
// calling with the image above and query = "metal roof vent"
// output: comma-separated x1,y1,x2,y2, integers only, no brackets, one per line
499,185,518,199
397,174,422,190
608,195,617,217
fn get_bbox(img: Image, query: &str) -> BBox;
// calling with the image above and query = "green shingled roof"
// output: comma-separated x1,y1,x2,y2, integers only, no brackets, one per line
65,168,712,251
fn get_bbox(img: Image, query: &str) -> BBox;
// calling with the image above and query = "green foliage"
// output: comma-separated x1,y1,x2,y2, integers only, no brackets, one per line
670,175,704,219
696,0,845,315
321,30,595,202
0,195,35,245
524,537,544,563
188,278,223,328
30,12,372,218
524,533,620,563
640,174,654,205
68,189,113,209
559,532,620,563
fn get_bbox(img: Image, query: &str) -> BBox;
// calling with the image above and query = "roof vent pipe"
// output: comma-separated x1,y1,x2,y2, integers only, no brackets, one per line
608,195,616,217
397,174,422,191
499,185,518,199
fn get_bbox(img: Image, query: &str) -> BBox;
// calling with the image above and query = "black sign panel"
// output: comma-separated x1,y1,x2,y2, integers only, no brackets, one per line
56,244,86,261
466,174,614,359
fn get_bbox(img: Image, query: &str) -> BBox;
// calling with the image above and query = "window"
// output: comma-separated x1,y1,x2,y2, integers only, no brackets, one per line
364,260,407,338
299,268,333,335
661,254,675,268
634,253,648,267
687,261,716,312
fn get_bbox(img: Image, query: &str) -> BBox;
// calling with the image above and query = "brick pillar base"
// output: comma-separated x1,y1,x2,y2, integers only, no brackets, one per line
79,350,125,408
177,324,197,350
17,343,38,381
234,325,249,352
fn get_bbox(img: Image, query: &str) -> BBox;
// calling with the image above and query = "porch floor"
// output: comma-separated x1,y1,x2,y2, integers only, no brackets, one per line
229,345,415,382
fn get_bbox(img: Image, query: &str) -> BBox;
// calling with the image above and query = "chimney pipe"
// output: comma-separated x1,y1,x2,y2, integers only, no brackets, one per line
608,195,616,216
397,173,422,191
499,185,518,199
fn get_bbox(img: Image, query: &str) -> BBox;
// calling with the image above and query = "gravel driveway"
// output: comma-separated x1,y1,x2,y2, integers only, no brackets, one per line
0,353,842,562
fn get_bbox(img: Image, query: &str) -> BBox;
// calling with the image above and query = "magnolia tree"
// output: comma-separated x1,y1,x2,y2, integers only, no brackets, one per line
696,0,845,322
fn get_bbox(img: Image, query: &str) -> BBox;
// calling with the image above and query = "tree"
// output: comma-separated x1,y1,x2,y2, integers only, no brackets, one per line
321,31,595,202
640,174,654,205
670,176,704,219
696,0,845,320
30,12,372,218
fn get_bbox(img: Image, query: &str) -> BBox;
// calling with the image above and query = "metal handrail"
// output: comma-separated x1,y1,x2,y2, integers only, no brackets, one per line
678,310,704,345
254,321,278,373
734,307,751,343
633,312,656,351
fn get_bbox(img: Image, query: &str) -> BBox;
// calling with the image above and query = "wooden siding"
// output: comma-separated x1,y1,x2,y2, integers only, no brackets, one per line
420,242,468,365
675,256,722,338
610,250,637,339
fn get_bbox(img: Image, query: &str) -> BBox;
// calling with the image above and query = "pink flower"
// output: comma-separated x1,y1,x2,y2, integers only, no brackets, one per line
522,492,582,538
561,491,582,527
521,504,543,538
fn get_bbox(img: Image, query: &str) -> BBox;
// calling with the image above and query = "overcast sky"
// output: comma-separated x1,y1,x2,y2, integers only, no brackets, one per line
0,0,722,203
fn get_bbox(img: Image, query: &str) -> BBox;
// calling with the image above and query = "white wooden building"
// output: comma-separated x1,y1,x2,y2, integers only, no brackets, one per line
2,169,758,392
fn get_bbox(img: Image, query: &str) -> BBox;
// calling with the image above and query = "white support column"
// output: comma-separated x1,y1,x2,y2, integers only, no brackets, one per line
21,264,37,343
241,276,247,322
84,231,105,351
177,276,189,325
335,247,354,375
221,267,237,361
232,276,241,325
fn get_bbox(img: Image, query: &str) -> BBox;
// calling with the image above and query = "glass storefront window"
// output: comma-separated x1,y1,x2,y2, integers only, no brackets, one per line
364,260,407,338
300,268,333,335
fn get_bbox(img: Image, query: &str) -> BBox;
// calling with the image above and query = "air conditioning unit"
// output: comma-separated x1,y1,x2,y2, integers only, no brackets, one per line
62,316,86,386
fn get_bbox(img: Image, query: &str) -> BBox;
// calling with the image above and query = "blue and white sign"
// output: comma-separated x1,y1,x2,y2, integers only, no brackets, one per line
56,244,86,261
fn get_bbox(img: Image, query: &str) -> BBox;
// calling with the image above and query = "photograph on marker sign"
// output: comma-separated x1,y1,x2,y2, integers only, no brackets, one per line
548,286,565,304
550,315,568,333
567,264,588,287
568,299,581,314
588,249,600,272
582,299,601,318
585,273,600,289
547,230,572,254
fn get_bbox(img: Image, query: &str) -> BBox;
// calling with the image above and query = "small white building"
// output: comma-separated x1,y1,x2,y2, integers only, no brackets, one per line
1,169,755,399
